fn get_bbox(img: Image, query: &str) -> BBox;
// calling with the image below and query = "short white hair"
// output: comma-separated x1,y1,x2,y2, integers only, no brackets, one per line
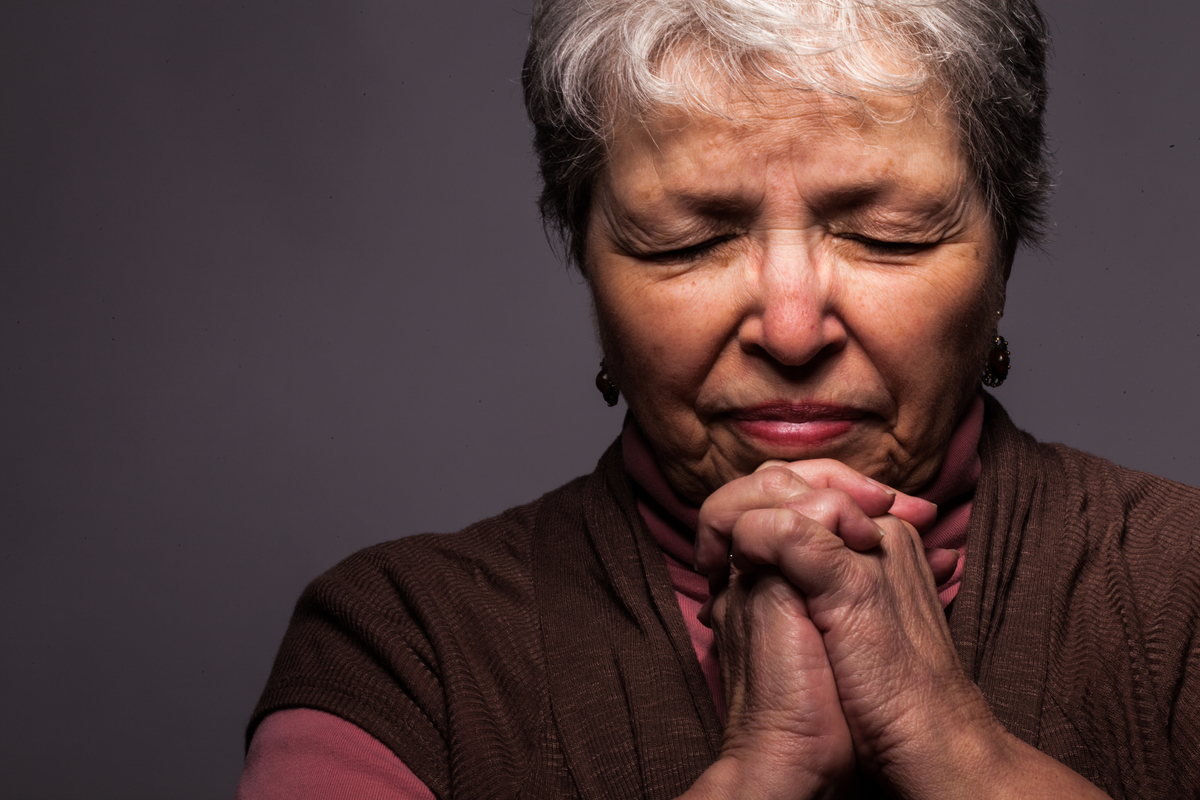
523,0,1051,268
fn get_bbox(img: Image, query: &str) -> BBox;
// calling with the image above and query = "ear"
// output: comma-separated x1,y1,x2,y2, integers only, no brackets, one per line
994,239,1014,311
997,234,1016,284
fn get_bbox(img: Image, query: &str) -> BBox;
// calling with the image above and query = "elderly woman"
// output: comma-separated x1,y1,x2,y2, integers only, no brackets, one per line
238,0,1199,797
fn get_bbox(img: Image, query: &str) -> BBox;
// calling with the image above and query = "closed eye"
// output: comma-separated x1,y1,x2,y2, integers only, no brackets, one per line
641,234,738,264
840,234,937,257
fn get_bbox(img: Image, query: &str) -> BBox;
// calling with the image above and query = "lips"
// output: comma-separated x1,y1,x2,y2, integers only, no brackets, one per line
727,402,864,449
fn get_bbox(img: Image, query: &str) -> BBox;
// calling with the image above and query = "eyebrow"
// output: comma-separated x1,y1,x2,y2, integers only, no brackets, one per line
652,174,959,214
599,209,732,254
832,177,981,230
593,182,748,246
812,179,965,214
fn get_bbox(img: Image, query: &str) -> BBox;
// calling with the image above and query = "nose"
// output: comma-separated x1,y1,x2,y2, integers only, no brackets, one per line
737,237,846,367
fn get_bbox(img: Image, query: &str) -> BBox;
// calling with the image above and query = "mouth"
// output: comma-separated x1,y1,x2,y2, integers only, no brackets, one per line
726,402,865,449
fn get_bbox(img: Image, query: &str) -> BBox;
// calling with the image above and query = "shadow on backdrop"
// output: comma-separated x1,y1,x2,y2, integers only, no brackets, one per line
1,1,1196,796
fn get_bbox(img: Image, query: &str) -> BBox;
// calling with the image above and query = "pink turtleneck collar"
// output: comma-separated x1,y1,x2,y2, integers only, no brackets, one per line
621,396,985,714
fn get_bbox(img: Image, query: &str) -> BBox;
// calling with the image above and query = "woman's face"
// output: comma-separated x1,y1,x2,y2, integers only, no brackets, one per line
585,88,1003,501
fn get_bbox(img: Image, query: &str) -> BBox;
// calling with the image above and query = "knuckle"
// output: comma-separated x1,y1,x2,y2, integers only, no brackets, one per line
696,493,735,533
878,515,918,542
774,507,820,543
711,592,730,621
779,487,857,526
756,465,805,499
811,488,856,516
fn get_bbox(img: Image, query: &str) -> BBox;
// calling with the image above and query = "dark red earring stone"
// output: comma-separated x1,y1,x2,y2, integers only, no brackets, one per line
982,335,1010,387
596,361,620,407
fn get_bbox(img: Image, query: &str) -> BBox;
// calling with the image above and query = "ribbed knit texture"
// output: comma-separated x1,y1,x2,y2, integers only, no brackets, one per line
250,395,1200,799
946,395,1200,798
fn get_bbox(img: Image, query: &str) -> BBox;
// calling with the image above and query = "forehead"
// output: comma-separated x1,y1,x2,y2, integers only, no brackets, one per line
602,87,971,208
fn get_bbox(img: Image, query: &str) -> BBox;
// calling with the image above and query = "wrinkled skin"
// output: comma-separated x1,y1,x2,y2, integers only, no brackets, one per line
586,86,1111,799
696,461,991,798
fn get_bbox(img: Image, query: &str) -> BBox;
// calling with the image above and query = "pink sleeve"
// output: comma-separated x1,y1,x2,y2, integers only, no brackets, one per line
237,708,436,800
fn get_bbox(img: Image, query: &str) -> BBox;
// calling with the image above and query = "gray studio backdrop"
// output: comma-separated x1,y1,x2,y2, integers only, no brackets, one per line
2,1,1197,797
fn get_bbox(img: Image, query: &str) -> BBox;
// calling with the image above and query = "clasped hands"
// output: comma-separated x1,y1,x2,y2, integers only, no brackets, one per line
682,460,1109,800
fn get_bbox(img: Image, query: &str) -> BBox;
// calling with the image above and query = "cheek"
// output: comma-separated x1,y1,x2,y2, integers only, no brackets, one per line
855,260,997,403
592,270,741,398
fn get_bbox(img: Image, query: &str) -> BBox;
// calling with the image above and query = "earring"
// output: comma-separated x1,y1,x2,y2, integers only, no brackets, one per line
982,335,1010,388
595,359,620,407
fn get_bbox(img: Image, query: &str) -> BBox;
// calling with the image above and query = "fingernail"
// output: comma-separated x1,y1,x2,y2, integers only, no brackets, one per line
876,523,887,538
866,477,896,496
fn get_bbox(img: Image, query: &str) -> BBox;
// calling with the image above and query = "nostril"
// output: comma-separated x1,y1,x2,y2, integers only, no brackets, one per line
739,310,847,368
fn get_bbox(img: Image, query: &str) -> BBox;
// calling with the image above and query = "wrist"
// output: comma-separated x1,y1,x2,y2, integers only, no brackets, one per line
678,753,843,800
858,679,1009,799
866,697,1110,800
